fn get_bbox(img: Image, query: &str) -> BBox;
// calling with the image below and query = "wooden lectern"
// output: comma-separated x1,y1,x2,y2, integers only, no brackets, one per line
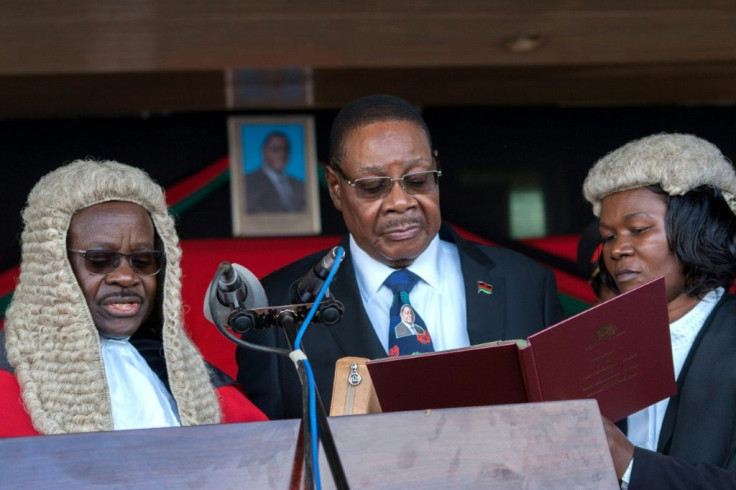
0,399,618,489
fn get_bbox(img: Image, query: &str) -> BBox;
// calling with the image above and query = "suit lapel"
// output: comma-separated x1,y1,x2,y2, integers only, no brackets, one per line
463,257,507,344
657,295,724,453
441,226,505,344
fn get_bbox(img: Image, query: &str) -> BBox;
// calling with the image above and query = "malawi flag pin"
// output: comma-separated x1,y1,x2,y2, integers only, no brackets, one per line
477,281,493,295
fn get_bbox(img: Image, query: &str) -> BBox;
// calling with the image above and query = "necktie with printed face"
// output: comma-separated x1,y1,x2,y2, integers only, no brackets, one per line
385,269,434,357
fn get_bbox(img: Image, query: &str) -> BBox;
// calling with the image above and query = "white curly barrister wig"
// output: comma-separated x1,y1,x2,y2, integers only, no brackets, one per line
4,159,221,434
583,133,736,217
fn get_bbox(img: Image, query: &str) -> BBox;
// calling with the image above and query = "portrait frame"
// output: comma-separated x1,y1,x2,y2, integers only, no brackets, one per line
228,115,321,236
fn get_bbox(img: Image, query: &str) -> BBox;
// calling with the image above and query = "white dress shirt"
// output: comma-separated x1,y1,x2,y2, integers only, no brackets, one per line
350,234,469,352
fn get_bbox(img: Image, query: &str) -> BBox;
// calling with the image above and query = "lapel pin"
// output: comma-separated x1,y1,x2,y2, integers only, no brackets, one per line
477,281,493,295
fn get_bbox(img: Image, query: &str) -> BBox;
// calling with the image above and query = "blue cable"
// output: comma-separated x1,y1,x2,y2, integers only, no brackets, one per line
304,358,321,490
293,246,345,490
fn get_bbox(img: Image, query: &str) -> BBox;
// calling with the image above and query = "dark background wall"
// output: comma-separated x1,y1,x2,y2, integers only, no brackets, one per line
2,104,735,271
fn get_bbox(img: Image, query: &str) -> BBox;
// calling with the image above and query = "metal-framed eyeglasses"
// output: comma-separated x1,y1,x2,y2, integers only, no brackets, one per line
331,166,442,200
67,249,166,276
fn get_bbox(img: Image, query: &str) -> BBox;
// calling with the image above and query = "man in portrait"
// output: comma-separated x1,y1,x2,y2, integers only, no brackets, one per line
394,304,426,338
245,131,306,213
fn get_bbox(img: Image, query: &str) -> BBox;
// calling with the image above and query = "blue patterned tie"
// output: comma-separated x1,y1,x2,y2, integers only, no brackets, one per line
385,269,434,357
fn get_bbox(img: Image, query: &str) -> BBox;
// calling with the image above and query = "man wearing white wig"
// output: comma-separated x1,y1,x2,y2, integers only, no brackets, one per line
583,134,736,488
0,159,266,435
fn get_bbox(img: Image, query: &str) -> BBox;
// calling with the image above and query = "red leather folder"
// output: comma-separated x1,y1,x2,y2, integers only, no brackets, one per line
366,276,675,422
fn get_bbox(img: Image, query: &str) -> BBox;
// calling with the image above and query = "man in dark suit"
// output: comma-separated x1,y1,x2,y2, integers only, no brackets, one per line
245,131,306,213
237,94,562,419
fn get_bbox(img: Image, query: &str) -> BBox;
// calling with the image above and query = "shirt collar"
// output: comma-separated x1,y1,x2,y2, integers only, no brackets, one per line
100,334,131,342
670,287,723,348
350,234,443,297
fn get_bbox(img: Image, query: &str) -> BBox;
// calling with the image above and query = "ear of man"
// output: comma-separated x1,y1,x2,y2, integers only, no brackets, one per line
325,166,344,212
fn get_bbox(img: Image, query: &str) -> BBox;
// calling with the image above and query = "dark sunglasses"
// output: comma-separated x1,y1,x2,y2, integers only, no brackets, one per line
67,248,165,276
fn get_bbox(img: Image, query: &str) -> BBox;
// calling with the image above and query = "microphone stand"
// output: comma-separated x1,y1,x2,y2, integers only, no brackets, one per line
211,289,349,490
277,310,349,490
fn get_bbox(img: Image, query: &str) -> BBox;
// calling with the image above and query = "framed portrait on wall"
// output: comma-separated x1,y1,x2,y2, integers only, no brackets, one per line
228,115,321,236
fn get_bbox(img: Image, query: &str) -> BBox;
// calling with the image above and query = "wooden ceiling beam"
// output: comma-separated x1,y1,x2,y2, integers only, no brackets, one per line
1,2,735,75
2,63,736,118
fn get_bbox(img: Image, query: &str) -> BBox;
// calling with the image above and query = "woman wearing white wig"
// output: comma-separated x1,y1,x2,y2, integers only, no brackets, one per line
583,134,736,488
0,159,266,435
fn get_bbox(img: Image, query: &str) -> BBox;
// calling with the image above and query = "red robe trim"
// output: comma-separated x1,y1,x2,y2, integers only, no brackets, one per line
0,370,267,438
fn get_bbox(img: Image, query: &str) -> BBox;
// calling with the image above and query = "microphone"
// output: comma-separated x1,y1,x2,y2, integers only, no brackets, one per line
204,262,268,332
289,247,343,304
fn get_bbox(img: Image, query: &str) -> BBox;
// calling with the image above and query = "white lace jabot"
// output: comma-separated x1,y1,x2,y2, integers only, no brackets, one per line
100,336,181,430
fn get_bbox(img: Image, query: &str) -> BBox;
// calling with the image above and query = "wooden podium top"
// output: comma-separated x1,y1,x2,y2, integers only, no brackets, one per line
0,399,617,489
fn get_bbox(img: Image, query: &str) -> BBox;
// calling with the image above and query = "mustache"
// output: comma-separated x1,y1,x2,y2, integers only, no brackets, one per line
379,217,425,233
100,291,145,303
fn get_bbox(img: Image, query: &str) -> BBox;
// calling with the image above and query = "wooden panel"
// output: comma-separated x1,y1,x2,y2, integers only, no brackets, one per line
312,63,736,107
2,62,736,118
1,1,735,116
0,1,735,75
0,400,617,489
0,71,224,117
